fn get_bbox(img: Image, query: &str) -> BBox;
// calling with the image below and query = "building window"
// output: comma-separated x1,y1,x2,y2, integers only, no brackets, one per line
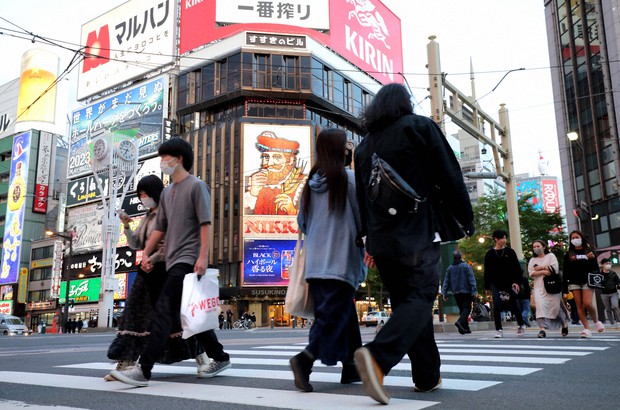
32,246,53,260
28,289,51,303
253,54,270,89
30,267,52,281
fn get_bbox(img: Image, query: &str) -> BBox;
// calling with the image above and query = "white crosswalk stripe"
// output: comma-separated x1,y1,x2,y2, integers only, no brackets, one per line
0,340,612,409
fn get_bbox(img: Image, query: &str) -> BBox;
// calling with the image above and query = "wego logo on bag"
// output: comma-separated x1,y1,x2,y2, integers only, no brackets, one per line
189,296,220,317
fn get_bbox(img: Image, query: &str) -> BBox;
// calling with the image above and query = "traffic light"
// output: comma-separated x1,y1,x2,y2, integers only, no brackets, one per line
610,251,619,265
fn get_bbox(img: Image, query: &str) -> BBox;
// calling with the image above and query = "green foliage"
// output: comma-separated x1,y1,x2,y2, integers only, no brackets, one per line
459,190,567,291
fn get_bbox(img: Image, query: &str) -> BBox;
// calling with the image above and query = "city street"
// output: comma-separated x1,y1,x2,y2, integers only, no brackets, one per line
0,325,618,409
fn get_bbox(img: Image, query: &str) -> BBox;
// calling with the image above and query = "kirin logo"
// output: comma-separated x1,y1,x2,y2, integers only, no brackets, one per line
83,25,111,73
346,0,391,50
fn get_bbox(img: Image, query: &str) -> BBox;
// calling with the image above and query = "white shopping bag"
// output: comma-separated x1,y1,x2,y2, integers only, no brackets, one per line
180,269,220,339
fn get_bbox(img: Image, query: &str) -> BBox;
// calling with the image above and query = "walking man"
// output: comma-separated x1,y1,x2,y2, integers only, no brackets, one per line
111,137,231,387
442,250,477,334
353,83,474,404
484,229,526,338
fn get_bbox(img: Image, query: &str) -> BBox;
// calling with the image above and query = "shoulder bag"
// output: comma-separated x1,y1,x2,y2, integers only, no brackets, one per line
285,231,314,319
543,266,562,294
587,271,605,289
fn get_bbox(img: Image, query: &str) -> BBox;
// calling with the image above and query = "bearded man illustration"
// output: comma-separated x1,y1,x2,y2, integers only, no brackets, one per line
245,131,307,215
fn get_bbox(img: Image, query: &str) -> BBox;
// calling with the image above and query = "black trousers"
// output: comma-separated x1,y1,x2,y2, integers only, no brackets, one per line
368,242,441,391
306,279,362,366
454,293,473,331
491,286,525,331
139,263,229,377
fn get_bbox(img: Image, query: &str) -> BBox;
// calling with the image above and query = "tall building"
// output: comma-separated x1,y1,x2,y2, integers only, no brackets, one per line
545,0,620,247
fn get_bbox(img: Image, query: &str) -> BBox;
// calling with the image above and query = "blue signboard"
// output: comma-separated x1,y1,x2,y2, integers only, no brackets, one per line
242,239,297,286
1,131,32,285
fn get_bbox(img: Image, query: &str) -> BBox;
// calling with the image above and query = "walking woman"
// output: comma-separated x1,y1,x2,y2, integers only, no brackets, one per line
562,230,605,338
528,240,569,338
106,175,203,380
289,128,366,392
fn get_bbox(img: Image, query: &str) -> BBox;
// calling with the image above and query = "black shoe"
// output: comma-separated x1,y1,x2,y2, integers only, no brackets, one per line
465,328,472,334
290,352,313,392
455,322,466,335
537,330,546,338
340,363,361,384
561,326,569,337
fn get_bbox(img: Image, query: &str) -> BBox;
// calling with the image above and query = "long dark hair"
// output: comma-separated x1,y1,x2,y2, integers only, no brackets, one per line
567,230,595,256
302,128,348,215
361,83,413,131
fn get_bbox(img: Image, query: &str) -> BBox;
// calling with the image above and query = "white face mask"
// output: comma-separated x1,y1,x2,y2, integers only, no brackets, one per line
160,158,178,175
571,238,582,247
604,264,612,270
533,248,543,256
140,197,157,210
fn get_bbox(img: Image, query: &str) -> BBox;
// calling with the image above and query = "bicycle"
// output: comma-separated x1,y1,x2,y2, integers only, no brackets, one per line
232,319,251,329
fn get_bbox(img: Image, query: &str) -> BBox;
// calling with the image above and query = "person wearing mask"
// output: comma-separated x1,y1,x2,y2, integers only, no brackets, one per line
111,138,231,387
528,240,569,338
442,250,477,334
562,230,605,338
106,175,205,381
599,258,620,327
353,83,474,404
484,230,526,338
289,128,366,393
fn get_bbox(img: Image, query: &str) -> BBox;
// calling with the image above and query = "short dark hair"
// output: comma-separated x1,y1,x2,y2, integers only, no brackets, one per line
136,175,164,205
601,258,610,264
453,250,462,260
492,229,508,240
158,137,193,171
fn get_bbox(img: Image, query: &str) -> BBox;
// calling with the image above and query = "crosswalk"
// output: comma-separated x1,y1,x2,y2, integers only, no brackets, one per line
1,335,618,409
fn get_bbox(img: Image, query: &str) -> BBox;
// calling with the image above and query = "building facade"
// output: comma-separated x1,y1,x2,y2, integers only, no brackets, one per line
545,0,620,247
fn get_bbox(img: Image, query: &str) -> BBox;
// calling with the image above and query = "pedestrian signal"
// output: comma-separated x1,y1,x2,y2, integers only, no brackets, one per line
610,251,619,265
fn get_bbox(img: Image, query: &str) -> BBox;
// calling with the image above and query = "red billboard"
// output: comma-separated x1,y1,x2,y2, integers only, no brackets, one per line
180,0,403,85
541,179,560,214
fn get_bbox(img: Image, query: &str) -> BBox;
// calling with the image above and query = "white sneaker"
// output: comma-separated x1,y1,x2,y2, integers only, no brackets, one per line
196,352,210,374
110,363,149,387
198,360,231,378
494,330,503,338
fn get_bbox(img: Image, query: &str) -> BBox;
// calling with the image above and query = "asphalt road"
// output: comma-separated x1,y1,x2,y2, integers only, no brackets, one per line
0,325,618,409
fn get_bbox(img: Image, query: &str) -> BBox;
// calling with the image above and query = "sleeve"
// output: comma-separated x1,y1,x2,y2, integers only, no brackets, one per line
194,180,211,225
296,201,307,235
442,267,451,295
467,264,477,294
549,253,559,274
484,251,492,290
124,226,141,250
354,150,368,239
155,189,169,233
527,259,536,278
424,119,474,227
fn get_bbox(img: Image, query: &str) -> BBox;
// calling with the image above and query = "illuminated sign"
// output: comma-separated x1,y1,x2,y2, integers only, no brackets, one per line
78,0,176,99
242,238,297,286
33,132,55,214
68,76,168,179
1,131,32,285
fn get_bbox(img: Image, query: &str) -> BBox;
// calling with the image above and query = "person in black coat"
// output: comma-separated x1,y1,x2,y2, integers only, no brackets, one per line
353,83,474,404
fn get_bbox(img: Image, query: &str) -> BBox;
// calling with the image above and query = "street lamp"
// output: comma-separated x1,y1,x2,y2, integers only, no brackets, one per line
46,229,74,333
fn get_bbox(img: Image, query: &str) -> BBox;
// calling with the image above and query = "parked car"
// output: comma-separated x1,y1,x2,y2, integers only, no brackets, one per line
0,314,32,336
361,311,391,327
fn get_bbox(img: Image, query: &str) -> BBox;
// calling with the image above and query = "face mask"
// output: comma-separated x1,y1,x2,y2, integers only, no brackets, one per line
160,158,178,175
571,238,582,247
141,197,157,210
533,248,543,256
604,264,612,270
344,149,353,167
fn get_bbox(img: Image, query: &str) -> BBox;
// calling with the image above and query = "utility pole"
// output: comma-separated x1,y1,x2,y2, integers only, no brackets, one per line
427,36,523,259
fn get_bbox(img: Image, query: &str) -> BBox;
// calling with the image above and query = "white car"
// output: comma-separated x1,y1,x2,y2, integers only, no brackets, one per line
361,311,391,327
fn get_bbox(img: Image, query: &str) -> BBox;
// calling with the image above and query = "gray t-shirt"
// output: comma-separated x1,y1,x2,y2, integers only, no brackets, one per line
155,174,211,269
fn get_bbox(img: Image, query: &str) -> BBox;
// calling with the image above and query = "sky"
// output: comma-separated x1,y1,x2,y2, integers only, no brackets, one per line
0,0,561,179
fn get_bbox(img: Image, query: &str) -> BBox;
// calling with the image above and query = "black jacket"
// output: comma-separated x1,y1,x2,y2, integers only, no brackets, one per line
354,114,473,257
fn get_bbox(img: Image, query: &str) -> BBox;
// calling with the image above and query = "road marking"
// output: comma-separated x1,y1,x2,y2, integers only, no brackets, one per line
0,372,438,410
59,362,500,392
435,343,610,351
0,399,87,410
243,347,590,357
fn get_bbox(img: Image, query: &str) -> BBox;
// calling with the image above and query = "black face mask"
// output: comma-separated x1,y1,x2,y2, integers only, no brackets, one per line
345,149,353,167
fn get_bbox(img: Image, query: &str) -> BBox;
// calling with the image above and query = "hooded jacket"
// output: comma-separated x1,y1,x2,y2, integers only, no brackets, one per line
297,169,366,288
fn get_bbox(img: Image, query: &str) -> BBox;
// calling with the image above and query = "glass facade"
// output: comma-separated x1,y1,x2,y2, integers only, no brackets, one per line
175,49,374,289
549,0,620,247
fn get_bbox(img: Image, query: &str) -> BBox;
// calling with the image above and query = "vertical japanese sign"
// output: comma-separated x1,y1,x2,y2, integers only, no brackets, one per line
50,240,64,299
241,123,311,286
541,179,560,213
17,268,28,303
1,131,32,285
33,131,55,213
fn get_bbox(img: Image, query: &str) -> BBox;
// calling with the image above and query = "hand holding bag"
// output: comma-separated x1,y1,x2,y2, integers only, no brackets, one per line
285,231,314,319
180,269,220,339
543,266,563,294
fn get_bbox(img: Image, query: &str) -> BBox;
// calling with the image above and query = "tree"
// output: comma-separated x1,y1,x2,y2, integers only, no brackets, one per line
458,190,567,293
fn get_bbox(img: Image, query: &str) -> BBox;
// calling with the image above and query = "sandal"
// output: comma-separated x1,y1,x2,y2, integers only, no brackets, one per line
561,326,568,337
594,321,605,333
537,330,546,338
580,329,592,338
